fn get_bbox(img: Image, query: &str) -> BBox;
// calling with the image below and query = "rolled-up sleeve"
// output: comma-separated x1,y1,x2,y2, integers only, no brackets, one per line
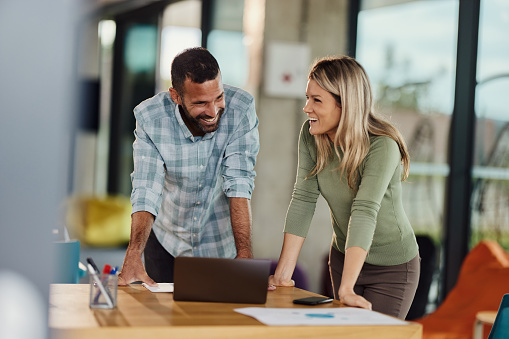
130,116,165,217
222,98,260,199
346,137,401,251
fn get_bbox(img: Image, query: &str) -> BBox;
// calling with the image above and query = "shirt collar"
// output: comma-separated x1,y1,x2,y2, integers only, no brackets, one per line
172,100,216,142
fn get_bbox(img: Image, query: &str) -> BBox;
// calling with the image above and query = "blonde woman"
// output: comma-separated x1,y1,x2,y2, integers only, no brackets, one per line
269,56,420,319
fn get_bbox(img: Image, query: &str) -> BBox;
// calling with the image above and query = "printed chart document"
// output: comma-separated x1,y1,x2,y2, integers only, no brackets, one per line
234,307,408,326
142,283,174,293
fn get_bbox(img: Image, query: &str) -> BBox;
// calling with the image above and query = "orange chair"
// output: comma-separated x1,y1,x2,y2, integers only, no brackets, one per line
414,240,509,339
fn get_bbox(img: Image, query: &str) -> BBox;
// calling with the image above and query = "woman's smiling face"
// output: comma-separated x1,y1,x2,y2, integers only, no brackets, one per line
303,79,341,141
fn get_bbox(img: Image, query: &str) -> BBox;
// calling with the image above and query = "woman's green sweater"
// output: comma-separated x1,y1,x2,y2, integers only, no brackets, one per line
284,121,418,265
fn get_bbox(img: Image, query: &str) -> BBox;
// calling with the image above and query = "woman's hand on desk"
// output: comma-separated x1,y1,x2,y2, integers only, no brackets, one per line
118,254,157,287
267,274,295,291
268,233,304,291
339,290,372,310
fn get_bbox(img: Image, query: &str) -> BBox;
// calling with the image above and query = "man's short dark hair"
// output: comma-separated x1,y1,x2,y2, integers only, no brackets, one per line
171,47,220,95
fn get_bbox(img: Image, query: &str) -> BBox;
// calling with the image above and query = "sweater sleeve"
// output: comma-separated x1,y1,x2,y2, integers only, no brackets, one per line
283,121,320,238
346,137,402,251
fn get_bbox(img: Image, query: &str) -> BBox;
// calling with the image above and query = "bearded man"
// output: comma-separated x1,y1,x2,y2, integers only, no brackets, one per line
118,47,260,286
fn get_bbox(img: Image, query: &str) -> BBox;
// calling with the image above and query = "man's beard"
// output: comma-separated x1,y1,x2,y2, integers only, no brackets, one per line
180,103,224,134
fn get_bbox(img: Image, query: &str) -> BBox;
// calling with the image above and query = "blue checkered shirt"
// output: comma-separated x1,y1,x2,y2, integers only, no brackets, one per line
130,85,259,258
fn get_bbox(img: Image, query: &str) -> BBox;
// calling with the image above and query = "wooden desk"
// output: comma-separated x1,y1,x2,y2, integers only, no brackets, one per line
49,284,422,339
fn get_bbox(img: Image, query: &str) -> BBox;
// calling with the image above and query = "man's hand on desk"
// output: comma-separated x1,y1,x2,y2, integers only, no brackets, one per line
118,254,158,287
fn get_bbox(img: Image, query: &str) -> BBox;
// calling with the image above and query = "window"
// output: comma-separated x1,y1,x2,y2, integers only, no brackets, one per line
207,0,249,89
357,0,458,245
471,0,509,249
158,0,202,93
356,0,460,312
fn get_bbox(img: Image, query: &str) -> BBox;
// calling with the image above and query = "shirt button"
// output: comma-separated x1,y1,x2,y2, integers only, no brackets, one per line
196,201,201,205
193,234,197,238
200,165,204,169
193,217,197,221
198,184,202,188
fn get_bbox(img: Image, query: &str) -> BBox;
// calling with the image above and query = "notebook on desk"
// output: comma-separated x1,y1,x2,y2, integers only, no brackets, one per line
173,257,271,304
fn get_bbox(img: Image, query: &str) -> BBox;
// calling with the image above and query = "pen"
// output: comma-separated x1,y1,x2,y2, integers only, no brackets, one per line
102,264,112,274
96,264,113,302
87,257,100,274
87,257,104,301
87,260,114,308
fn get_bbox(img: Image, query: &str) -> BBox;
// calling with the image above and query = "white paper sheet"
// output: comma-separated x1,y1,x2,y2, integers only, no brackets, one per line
141,283,174,293
234,307,408,326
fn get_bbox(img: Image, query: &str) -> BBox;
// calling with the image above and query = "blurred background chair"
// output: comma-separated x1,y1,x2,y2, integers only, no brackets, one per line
65,195,131,247
415,240,509,339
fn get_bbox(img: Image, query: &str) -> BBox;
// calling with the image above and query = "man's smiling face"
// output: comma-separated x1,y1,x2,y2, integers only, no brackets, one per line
170,73,225,136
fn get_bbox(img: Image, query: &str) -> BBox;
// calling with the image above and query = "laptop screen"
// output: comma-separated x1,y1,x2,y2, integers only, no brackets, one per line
173,257,271,304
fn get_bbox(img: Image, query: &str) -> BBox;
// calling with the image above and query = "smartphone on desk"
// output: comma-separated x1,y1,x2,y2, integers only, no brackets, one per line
293,296,333,305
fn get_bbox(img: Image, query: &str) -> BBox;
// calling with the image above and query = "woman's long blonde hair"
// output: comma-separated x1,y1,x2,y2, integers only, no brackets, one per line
309,56,410,190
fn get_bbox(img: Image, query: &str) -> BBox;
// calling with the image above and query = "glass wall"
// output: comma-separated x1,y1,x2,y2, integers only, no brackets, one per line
207,0,249,89
357,1,458,242
159,0,252,93
108,12,159,196
158,0,202,93
108,0,203,196
356,0,459,312
471,0,509,249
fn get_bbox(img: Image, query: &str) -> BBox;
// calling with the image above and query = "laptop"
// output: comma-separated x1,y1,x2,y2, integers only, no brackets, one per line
173,257,271,304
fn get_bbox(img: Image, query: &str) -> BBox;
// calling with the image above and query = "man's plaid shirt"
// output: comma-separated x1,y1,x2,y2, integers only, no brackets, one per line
130,85,260,258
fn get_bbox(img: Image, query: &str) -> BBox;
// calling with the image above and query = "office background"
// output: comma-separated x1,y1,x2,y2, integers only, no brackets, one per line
1,0,508,337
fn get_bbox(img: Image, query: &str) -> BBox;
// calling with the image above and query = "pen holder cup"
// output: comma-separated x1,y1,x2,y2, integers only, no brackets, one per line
89,273,118,309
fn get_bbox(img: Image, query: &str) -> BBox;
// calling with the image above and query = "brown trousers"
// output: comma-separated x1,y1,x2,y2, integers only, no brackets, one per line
329,246,420,319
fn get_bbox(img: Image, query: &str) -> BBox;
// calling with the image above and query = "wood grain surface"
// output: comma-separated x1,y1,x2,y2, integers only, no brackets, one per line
49,284,422,339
